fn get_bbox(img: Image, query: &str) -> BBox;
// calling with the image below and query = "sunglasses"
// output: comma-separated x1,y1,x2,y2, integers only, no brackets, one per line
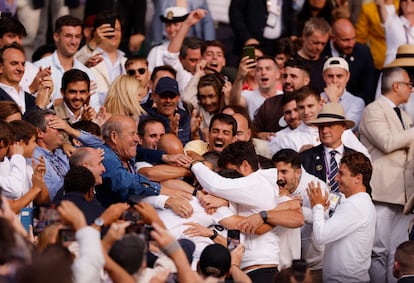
158,92,178,99
127,68,147,76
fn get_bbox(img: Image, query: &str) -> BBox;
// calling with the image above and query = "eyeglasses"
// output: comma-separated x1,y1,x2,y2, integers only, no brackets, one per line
127,68,146,76
397,81,414,88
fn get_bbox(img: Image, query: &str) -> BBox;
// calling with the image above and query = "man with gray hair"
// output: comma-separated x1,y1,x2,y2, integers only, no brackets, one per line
359,67,414,283
95,115,194,216
296,17,331,93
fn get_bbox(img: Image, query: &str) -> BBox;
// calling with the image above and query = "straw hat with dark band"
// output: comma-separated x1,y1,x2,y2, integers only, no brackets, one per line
309,103,355,129
384,45,414,68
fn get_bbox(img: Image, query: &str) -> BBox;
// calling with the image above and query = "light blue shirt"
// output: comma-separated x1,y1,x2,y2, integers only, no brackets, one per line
321,90,365,130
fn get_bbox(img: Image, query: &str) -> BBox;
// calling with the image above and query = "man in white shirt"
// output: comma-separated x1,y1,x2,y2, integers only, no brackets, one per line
269,92,301,156
307,152,376,282
34,15,95,107
231,56,282,120
187,141,303,283
278,86,369,157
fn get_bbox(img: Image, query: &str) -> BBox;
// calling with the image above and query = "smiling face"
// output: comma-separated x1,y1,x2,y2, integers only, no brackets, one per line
100,19,122,51
62,80,89,114
282,66,310,92
54,25,82,57
203,45,226,73
255,58,280,92
111,117,139,161
283,100,301,129
297,95,323,125
0,47,25,88
153,92,179,119
198,85,221,114
208,120,236,152
39,114,64,151
335,163,356,197
165,22,183,40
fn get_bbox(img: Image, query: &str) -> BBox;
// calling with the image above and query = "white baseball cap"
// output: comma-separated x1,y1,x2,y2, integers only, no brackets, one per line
323,57,349,72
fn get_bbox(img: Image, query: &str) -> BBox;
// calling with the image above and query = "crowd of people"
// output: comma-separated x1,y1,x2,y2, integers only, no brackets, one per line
0,0,414,282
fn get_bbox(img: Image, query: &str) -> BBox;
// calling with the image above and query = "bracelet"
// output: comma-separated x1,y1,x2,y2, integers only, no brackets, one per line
209,229,218,240
161,240,181,256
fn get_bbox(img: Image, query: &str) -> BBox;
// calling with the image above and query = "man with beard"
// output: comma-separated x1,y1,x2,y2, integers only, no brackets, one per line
249,148,328,282
253,57,310,140
231,56,282,121
54,69,95,124
185,113,237,155
269,92,302,156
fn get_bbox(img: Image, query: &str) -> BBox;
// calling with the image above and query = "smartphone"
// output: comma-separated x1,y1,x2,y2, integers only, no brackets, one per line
34,205,61,235
120,207,141,223
242,46,256,60
105,15,116,38
20,207,33,233
291,259,307,282
144,225,154,242
227,229,240,251
59,228,75,244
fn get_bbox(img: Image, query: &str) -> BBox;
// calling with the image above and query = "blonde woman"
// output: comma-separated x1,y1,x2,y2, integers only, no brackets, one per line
104,75,146,121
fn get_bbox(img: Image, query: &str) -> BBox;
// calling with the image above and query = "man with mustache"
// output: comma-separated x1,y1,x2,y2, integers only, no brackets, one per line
254,57,310,141
239,149,328,281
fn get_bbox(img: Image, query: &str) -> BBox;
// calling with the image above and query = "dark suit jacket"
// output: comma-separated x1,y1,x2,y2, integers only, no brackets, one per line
229,0,296,55
0,87,38,113
300,144,356,182
322,42,375,105
398,276,414,283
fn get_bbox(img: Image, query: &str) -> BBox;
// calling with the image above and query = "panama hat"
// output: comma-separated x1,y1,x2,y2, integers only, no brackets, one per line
384,45,414,68
309,103,355,129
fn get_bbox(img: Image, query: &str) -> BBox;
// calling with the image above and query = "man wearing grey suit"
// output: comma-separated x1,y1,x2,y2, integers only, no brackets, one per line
359,67,414,283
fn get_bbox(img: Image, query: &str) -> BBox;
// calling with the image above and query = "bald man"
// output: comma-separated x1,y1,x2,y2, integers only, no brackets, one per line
322,18,375,105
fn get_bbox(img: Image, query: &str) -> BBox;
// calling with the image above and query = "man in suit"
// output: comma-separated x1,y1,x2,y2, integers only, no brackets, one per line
394,241,414,283
322,18,375,105
0,43,52,113
359,67,414,283
300,102,356,188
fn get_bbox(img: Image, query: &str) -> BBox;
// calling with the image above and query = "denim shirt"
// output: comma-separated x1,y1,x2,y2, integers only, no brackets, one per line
96,144,161,207
33,146,69,201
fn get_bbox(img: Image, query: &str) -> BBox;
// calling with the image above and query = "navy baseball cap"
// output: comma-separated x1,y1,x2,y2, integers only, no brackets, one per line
155,77,180,96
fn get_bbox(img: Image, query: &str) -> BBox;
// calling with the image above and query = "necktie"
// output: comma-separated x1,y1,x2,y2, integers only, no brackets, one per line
328,150,339,193
394,107,405,129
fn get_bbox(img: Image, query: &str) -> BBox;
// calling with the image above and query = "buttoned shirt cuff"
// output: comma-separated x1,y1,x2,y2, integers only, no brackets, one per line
137,181,161,196
143,195,169,209
312,204,325,221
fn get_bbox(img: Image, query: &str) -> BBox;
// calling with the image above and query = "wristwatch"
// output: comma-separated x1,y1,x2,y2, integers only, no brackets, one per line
209,229,219,240
94,217,105,228
259,210,268,224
